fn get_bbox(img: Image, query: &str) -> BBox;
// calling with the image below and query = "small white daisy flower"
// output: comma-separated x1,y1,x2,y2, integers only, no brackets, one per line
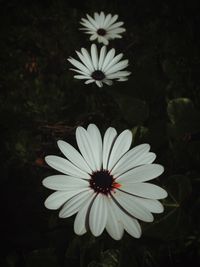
43,124,167,240
80,12,126,45
68,44,131,87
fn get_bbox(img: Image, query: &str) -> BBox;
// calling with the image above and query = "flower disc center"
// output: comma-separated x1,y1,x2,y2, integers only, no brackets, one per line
91,70,105,81
90,170,114,194
97,28,106,36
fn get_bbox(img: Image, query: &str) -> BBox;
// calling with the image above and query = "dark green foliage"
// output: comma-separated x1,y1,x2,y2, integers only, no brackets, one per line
1,0,200,266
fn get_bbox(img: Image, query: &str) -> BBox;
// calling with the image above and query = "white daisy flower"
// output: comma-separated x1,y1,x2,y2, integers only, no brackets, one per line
80,12,126,45
68,44,131,87
43,124,167,240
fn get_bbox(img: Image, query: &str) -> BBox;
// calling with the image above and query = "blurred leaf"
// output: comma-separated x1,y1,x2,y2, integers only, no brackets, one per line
144,175,192,241
167,98,200,138
167,98,194,125
26,249,58,267
115,96,149,125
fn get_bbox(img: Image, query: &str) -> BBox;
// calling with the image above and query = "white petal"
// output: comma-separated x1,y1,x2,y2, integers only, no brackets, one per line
44,189,85,210
111,190,154,222
106,14,118,28
106,198,124,240
98,36,109,45
57,140,92,173
103,53,124,73
74,75,91,80
98,46,107,70
91,44,98,70
106,59,128,74
76,50,94,72
59,189,93,218
95,80,103,87
94,12,101,26
121,183,168,199
87,124,103,170
85,79,94,84
68,58,90,75
102,127,117,169
108,130,132,171
107,21,124,30
89,194,108,236
111,144,152,176
90,33,98,41
131,197,164,214
86,14,99,28
76,126,97,171
101,48,116,71
102,14,112,28
119,209,141,238
99,11,105,27
80,18,96,30
106,71,131,79
45,156,89,179
108,28,126,34
70,68,89,76
103,79,113,86
116,164,164,183
74,193,96,235
42,175,89,190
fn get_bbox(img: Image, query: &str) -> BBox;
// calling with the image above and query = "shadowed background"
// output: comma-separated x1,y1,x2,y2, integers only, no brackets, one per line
1,0,200,266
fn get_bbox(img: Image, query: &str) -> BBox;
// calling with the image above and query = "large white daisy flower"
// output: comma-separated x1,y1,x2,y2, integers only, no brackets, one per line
80,12,126,45
68,44,131,87
43,124,167,240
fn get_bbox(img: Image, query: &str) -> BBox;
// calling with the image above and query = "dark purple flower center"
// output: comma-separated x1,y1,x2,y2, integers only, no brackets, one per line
90,170,114,194
97,28,106,36
91,70,105,81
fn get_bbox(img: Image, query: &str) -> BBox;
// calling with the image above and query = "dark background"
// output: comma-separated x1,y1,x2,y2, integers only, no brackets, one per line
1,0,200,266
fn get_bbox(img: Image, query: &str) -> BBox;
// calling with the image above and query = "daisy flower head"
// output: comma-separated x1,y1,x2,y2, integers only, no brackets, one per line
43,124,168,240
80,12,126,45
68,44,131,87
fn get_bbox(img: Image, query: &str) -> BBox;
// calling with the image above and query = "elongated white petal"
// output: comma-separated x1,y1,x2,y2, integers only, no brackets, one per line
106,14,118,28
108,130,132,170
45,156,89,179
103,53,124,73
106,198,124,240
76,126,97,171
59,189,93,218
87,124,103,170
116,164,164,183
121,183,168,199
111,190,154,222
102,127,117,169
111,144,152,176
119,209,141,238
131,197,164,214
98,46,107,70
57,140,92,173
68,58,90,75
106,71,131,79
86,14,98,28
89,194,108,236
76,50,93,72
74,193,97,235
91,44,98,70
107,21,124,30
108,28,126,34
106,60,129,74
43,175,89,190
74,75,91,80
44,189,85,210
101,48,115,71
102,13,112,28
